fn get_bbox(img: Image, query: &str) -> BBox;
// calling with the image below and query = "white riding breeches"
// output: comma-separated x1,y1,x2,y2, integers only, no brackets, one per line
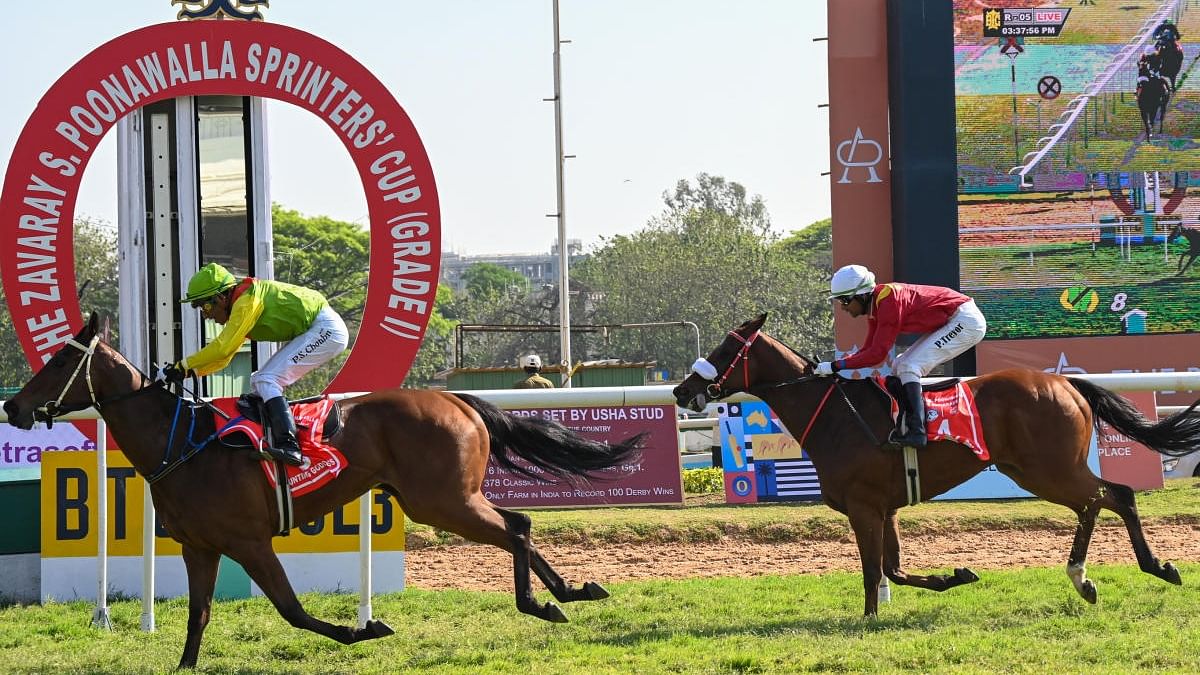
250,305,349,400
892,300,987,384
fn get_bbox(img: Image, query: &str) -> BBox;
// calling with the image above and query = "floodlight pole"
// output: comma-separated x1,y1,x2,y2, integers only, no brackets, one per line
548,0,574,387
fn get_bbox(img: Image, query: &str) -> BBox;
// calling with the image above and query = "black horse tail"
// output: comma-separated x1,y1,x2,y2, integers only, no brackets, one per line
452,393,646,483
1068,378,1200,457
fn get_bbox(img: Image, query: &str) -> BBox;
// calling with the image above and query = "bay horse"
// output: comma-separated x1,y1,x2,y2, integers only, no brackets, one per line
673,313,1200,617
1155,36,1184,90
1169,223,1200,275
2,313,644,669
1137,61,1171,141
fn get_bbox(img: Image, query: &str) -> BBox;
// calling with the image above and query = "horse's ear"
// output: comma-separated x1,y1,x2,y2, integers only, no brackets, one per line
86,312,99,336
751,313,768,330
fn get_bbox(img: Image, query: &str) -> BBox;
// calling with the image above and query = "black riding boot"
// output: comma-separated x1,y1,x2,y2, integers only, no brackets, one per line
891,382,928,448
263,396,304,466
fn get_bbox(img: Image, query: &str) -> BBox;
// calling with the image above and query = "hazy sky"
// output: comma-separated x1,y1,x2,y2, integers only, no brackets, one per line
1,1,831,255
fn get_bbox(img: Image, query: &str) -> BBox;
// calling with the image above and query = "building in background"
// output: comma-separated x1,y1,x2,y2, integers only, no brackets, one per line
440,240,584,295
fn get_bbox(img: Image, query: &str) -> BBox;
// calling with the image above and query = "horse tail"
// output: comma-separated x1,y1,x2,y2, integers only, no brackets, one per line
452,393,646,483
1068,377,1200,457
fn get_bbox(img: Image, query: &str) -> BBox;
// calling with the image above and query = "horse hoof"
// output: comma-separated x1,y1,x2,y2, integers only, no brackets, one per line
544,602,569,623
954,568,980,584
583,581,610,600
1080,579,1098,604
1163,562,1182,585
364,619,395,639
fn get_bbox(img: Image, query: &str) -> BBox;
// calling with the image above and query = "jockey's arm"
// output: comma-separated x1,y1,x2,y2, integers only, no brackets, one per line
181,293,265,376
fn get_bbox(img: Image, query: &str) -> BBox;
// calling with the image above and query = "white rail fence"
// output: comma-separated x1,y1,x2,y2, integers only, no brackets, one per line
3,371,1200,630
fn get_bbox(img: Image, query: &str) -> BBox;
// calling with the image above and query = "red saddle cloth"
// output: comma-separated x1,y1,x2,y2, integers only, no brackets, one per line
211,397,348,497
877,378,991,461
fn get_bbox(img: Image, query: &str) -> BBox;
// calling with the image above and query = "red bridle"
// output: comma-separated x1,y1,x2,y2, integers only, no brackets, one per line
709,330,760,396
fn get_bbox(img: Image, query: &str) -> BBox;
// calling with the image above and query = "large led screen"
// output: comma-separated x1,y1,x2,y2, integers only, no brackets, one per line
956,2,1200,339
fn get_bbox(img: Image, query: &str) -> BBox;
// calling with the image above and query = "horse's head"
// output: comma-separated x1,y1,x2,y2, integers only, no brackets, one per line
2,313,120,430
673,313,811,412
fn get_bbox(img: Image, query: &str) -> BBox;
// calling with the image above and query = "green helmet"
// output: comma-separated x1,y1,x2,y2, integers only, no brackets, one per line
181,263,237,304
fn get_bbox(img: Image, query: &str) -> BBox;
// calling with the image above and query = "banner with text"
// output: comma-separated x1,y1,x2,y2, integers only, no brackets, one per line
486,404,682,507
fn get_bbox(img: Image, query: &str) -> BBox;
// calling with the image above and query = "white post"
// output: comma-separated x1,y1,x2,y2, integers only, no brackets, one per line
357,491,373,628
141,481,155,632
91,420,112,630
550,0,573,387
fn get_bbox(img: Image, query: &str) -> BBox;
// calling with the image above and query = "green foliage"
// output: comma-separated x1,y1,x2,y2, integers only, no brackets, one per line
682,467,723,494
461,263,529,301
0,217,118,388
573,173,833,378
272,205,369,324
403,284,457,388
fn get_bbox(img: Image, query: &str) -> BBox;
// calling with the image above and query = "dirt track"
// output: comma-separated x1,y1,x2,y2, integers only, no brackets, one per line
405,524,1200,591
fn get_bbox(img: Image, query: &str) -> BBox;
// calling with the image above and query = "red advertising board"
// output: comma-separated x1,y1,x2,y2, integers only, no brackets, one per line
484,405,683,507
1095,390,1164,491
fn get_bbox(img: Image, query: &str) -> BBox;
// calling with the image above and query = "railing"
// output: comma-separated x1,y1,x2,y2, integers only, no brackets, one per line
4,370,1200,630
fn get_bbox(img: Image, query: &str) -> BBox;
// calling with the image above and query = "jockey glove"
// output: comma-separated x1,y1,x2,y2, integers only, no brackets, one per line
163,362,189,384
814,361,835,377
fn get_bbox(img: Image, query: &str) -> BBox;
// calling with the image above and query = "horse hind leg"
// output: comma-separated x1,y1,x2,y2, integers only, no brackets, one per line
499,506,609,603
1101,480,1181,585
228,541,394,645
1066,490,1102,604
492,506,570,622
881,510,979,593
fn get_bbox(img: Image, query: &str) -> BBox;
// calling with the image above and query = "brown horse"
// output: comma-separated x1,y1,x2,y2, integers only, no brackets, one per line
3,314,644,669
673,313,1200,617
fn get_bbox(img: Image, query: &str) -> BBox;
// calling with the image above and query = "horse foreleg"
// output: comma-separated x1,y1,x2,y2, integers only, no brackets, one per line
1100,480,1181,585
228,541,395,644
847,507,886,617
178,545,220,669
1180,254,1198,276
493,507,569,622
881,510,980,593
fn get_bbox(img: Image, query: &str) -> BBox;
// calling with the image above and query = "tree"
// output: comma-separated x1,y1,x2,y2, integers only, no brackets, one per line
779,217,832,275
573,175,832,378
0,216,119,388
272,205,370,324
460,263,529,301
402,283,457,388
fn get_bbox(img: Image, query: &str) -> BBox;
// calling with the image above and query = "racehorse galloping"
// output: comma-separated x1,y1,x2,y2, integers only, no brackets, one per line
1169,223,1200,275
1156,36,1184,90
1137,61,1171,141
673,314,1200,617
2,314,644,669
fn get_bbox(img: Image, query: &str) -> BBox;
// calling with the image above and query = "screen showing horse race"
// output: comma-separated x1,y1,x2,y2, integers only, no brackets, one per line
955,2,1200,340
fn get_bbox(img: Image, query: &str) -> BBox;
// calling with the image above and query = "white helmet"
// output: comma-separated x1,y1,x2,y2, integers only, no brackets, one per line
521,354,542,369
828,264,877,300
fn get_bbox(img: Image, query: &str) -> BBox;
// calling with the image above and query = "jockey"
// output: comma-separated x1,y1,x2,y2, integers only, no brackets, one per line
164,263,350,466
815,264,987,448
1153,18,1180,45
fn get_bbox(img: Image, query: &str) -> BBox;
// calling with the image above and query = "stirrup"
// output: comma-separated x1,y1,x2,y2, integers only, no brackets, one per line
263,444,305,467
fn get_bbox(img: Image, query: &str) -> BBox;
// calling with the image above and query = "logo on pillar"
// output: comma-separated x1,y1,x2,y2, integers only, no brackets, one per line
173,0,269,21
835,127,884,184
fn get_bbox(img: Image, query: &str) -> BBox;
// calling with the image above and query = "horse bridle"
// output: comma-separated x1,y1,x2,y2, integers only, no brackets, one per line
692,329,761,399
35,335,159,426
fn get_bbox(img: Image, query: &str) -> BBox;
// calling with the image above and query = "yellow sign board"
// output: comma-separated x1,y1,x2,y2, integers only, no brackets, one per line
41,451,405,557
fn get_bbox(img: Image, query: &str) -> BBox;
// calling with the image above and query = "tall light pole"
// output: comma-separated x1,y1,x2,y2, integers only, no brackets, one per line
548,0,573,386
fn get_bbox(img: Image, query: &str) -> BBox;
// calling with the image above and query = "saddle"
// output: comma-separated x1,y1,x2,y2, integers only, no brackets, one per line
876,376,990,461
235,393,343,441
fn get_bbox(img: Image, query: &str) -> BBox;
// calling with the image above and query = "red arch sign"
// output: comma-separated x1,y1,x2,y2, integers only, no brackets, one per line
0,21,439,393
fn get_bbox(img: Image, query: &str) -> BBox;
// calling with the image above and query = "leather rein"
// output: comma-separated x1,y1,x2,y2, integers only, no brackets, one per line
701,330,882,448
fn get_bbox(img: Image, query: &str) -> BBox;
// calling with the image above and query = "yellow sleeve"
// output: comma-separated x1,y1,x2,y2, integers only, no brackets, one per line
181,292,265,376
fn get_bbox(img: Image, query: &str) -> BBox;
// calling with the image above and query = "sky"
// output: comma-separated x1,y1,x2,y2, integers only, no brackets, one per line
0,1,831,256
